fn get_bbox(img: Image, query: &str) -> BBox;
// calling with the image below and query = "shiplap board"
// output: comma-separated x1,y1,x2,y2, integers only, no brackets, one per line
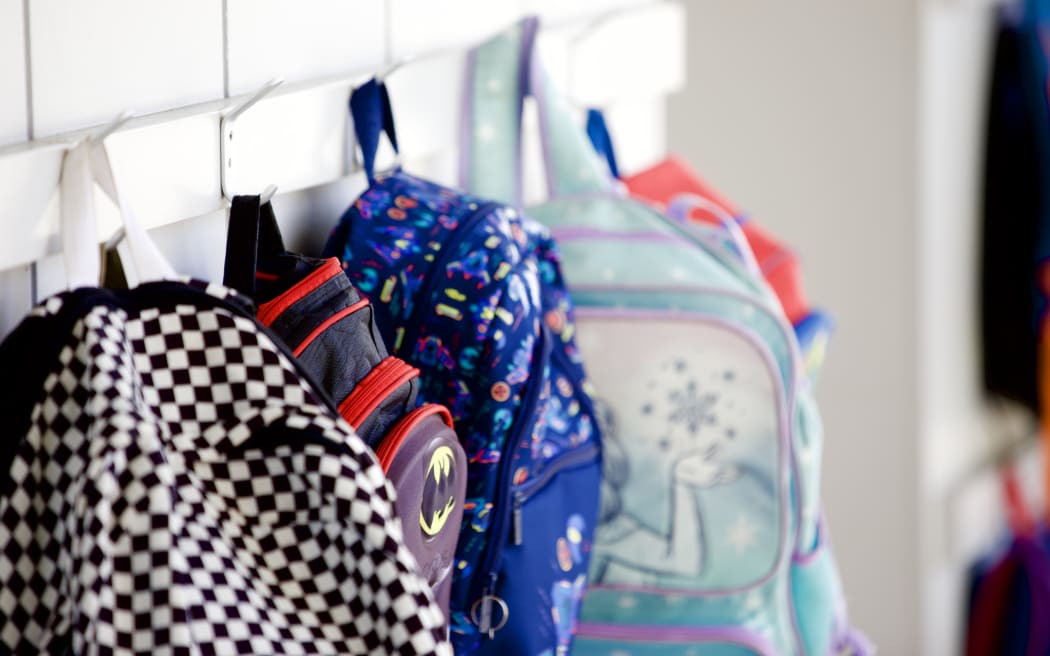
523,0,655,25
0,265,32,340
386,51,468,168
226,1,386,96
601,97,668,174
567,1,685,105
29,0,223,137
0,3,675,276
0,2,27,145
388,0,522,58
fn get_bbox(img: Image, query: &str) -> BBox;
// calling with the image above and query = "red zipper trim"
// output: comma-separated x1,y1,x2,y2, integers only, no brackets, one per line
292,298,370,357
375,404,454,472
339,356,420,429
256,258,344,327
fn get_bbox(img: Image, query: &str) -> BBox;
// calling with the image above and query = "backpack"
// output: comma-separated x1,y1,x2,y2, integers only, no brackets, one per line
462,17,868,655
585,108,834,381
0,140,450,654
222,194,467,617
322,78,602,654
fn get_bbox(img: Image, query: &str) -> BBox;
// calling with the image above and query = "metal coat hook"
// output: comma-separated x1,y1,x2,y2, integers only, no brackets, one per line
221,78,283,201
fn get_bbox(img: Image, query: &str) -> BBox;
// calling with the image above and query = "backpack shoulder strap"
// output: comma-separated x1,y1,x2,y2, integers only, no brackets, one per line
462,16,612,206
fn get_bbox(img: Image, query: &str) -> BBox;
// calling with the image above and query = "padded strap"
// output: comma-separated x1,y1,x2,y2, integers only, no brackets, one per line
223,194,286,298
350,78,400,185
585,108,620,179
462,16,612,206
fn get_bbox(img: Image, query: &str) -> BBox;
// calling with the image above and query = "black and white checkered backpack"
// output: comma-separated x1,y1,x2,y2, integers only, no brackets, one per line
0,140,451,654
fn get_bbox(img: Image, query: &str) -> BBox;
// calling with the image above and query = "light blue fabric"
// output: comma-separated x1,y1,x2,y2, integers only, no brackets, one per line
462,17,865,655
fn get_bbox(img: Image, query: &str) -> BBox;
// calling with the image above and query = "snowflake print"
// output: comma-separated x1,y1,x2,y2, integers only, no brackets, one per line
667,380,719,435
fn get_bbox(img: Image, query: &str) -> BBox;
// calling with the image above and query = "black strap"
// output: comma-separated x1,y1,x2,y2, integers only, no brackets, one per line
223,195,286,299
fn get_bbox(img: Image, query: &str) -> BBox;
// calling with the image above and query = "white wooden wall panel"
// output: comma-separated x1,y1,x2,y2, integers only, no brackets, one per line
0,266,32,339
388,1,521,58
386,52,468,169
567,2,685,105
602,97,667,173
226,1,385,96
29,0,223,137
0,2,27,146
523,0,653,24
0,2,679,337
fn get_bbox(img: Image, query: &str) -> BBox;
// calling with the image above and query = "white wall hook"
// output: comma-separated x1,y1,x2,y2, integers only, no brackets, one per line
91,110,135,144
221,78,284,200
259,184,278,204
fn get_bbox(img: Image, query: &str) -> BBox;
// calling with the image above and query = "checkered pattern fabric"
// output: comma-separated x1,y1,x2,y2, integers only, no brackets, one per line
0,280,451,655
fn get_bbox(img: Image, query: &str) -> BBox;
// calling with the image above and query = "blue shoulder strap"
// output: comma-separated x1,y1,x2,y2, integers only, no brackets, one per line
350,78,399,184
585,108,620,179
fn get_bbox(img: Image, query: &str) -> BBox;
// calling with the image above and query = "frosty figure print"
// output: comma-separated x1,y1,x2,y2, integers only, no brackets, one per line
588,357,780,590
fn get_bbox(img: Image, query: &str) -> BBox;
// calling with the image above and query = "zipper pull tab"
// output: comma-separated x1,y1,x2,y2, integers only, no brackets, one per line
512,495,523,546
471,574,509,639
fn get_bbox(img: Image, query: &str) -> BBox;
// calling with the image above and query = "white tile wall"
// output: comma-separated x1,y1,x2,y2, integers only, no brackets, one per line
0,2,27,145
28,0,224,136
388,0,522,58
0,2,677,338
226,0,385,96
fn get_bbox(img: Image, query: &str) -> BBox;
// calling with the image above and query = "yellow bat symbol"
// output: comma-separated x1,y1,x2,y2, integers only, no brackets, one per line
421,446,457,536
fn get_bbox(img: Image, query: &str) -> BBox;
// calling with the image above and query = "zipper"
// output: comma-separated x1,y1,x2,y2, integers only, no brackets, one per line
256,258,345,327
510,441,600,546
374,403,453,472
338,356,420,429
291,297,370,357
471,323,551,638
396,201,499,356
575,621,775,654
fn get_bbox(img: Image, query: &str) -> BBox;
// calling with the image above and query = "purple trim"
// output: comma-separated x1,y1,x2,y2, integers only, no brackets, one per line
576,621,776,654
574,307,792,597
791,519,825,565
568,280,814,555
514,17,540,207
519,16,559,203
458,47,477,191
550,226,686,244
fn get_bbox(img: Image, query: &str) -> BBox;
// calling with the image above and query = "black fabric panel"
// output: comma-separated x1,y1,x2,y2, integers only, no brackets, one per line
297,304,388,408
353,378,419,451
267,268,364,350
980,18,1043,413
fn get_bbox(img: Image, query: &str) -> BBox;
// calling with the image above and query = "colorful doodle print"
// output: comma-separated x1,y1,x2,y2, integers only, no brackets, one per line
324,170,600,650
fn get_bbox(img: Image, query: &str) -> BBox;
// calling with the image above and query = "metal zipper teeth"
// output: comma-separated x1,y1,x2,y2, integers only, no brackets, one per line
395,200,500,356
471,323,551,634
511,441,600,546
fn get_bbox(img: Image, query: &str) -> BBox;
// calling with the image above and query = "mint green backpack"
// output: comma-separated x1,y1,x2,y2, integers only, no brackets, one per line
459,17,870,656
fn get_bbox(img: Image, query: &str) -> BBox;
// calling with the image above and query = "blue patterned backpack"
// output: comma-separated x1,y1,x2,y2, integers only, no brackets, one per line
323,79,602,654
460,17,870,655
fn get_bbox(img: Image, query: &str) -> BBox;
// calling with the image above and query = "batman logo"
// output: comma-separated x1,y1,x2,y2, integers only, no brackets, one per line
420,446,457,536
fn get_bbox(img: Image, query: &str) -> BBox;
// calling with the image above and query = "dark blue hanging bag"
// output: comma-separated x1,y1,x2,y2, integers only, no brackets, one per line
323,79,602,655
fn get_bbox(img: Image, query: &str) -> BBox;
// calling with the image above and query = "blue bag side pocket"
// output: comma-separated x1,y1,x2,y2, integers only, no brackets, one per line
481,451,601,655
